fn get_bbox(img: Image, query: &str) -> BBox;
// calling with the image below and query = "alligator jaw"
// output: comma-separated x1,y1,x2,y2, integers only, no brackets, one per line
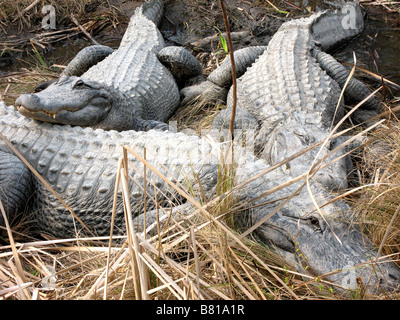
15,88,95,115
15,101,113,127
15,105,57,120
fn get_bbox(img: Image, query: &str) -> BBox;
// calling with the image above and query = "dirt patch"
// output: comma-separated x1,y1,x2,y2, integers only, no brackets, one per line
0,0,291,67
119,0,289,71
161,0,284,47
159,0,289,75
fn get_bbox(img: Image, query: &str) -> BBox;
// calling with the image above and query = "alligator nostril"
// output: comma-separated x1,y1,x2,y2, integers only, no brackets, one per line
15,93,40,109
306,216,322,232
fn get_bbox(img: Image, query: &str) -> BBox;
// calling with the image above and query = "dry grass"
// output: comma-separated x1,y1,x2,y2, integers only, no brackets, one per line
0,0,400,301
0,141,344,300
0,0,127,71
170,96,226,135
348,117,400,266
360,0,400,13
1,116,399,300
0,0,120,31
0,66,59,106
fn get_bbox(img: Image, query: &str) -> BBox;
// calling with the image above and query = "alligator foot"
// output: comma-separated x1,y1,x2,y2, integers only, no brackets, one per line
135,118,173,132
180,46,268,108
0,148,33,227
180,80,228,107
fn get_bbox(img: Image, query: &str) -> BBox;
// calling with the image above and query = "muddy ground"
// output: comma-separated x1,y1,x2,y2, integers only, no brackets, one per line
0,0,303,113
0,0,292,72
0,0,399,106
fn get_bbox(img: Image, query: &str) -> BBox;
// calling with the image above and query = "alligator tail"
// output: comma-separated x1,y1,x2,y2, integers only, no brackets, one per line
0,149,33,227
120,0,165,51
138,0,164,27
208,46,267,88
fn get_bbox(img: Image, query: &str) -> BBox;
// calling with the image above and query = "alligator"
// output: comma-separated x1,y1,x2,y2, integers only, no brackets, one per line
176,1,398,292
14,0,202,131
0,99,399,294
1,0,399,294
181,2,380,132
180,0,383,240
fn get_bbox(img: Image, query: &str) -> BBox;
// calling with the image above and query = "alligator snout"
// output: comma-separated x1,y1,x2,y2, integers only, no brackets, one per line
15,93,58,119
247,182,400,295
15,93,40,110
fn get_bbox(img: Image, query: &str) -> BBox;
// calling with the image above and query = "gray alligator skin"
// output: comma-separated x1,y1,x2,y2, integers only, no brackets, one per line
1,1,399,294
182,2,379,130
182,0,381,216
14,0,201,131
177,1,398,293
0,99,399,294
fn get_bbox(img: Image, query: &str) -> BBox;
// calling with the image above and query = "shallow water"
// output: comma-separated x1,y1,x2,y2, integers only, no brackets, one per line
302,0,400,91
335,9,400,90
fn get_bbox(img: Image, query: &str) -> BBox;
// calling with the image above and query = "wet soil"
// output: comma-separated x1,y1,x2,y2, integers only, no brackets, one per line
159,0,289,76
0,0,286,71
161,0,282,46
0,0,291,105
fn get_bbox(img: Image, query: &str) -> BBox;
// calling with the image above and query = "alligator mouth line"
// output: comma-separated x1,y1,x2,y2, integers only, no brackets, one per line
16,105,58,119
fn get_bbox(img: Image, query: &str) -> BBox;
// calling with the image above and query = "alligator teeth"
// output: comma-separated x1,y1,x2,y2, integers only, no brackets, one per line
44,112,56,119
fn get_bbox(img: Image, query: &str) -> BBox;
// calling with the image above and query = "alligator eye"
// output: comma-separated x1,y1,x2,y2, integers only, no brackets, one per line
307,217,322,232
74,79,85,88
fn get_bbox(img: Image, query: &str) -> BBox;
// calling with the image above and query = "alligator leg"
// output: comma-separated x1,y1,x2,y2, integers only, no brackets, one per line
180,46,267,107
211,106,259,131
35,45,114,92
314,49,380,124
62,45,115,77
0,148,33,227
134,118,172,132
180,81,228,107
208,46,267,88
157,46,203,85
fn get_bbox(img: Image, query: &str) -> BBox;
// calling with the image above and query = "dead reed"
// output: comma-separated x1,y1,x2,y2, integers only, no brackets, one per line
0,0,400,301
348,119,400,266
1,109,399,300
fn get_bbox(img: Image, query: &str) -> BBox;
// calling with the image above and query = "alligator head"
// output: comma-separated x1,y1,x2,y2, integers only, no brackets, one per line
15,76,116,128
248,184,400,295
